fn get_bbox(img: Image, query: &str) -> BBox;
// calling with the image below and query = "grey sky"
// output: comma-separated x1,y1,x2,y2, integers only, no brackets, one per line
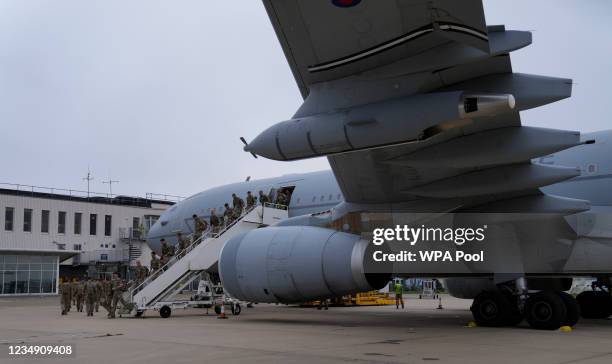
1,1,610,198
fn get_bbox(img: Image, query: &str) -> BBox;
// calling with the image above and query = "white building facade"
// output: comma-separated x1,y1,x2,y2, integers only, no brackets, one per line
0,185,176,296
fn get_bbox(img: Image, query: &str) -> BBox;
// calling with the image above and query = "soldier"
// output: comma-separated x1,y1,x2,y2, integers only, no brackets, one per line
94,277,103,312
59,278,72,315
150,251,161,273
246,191,256,209
258,190,270,205
84,276,98,317
177,231,190,253
70,278,78,308
76,278,85,312
101,276,112,313
192,214,207,242
276,190,287,206
160,254,168,270
108,273,125,319
232,193,245,217
223,203,234,225
209,209,220,233
134,260,147,285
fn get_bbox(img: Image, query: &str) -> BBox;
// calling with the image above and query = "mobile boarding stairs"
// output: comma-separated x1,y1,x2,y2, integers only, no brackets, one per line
121,203,289,317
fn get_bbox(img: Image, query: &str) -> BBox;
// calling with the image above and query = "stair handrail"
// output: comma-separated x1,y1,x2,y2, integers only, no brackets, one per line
128,204,259,301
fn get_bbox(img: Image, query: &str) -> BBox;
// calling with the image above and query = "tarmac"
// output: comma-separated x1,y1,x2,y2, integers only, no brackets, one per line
1,294,612,364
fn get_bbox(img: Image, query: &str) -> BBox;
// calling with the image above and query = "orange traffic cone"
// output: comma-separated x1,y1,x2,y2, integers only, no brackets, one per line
217,296,228,319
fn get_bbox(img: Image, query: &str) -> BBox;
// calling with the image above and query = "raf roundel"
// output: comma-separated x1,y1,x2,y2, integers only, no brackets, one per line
332,0,361,8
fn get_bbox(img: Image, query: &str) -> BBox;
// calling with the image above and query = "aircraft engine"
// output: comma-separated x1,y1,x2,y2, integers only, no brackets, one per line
219,226,391,303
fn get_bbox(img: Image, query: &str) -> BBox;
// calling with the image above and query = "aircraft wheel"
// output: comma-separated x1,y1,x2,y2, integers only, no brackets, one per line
471,291,514,327
557,292,580,327
577,291,612,319
525,291,566,330
160,306,172,319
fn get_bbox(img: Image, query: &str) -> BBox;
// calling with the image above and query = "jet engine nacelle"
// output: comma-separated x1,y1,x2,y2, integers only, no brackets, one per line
219,226,391,303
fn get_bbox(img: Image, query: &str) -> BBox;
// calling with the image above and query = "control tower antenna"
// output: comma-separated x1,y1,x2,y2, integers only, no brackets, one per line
102,174,120,196
83,166,94,197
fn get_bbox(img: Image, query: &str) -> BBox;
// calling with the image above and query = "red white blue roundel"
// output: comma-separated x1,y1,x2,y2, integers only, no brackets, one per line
332,0,361,8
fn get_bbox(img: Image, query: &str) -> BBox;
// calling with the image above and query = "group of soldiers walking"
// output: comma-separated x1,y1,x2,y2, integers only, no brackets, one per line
146,189,291,277
59,273,127,319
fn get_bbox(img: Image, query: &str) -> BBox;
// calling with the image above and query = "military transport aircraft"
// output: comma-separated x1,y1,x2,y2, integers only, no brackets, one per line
148,0,612,330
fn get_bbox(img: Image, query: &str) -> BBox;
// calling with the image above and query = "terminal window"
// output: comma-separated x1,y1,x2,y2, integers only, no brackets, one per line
58,211,66,234
104,215,112,236
23,209,32,232
41,210,49,233
74,212,82,235
90,214,97,235
1,255,58,295
4,207,14,231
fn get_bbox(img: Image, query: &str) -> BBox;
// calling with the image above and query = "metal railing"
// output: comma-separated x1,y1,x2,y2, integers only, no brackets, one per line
127,204,259,303
119,227,146,241
0,182,184,204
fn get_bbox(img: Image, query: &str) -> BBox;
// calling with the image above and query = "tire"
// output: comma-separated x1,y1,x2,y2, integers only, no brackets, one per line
160,306,171,319
232,304,241,316
557,292,580,327
524,291,566,330
577,291,612,319
471,291,514,327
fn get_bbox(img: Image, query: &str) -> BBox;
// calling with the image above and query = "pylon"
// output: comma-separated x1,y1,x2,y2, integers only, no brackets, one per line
217,295,228,319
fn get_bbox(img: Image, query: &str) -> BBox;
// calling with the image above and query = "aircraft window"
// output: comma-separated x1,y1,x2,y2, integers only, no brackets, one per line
587,164,597,174
312,196,316,202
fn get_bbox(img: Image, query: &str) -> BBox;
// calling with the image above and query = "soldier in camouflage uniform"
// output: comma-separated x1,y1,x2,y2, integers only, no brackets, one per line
94,278,103,312
176,232,190,253
161,239,175,260
223,203,234,225
108,273,126,319
60,278,72,315
134,260,148,285
232,193,245,218
192,214,207,242
101,276,112,313
209,209,220,233
246,191,256,209
84,276,98,317
258,190,270,205
150,251,161,273
72,278,84,312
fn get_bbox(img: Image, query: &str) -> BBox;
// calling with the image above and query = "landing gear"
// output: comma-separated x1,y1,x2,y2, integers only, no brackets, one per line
471,291,521,327
577,291,612,319
524,291,567,330
471,286,581,330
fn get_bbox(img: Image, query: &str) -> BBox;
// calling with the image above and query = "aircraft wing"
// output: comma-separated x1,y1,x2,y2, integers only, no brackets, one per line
260,0,588,213
264,0,489,98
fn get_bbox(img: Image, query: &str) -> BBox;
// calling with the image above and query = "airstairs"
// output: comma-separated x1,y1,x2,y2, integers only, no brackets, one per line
123,204,289,316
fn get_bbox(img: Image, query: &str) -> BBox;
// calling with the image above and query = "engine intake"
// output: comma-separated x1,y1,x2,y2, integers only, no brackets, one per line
219,226,390,303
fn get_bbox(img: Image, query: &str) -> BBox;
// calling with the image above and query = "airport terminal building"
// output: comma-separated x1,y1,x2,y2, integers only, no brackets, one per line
0,183,177,296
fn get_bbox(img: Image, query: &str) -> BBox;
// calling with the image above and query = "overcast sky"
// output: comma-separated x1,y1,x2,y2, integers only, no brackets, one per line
1,1,610,198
